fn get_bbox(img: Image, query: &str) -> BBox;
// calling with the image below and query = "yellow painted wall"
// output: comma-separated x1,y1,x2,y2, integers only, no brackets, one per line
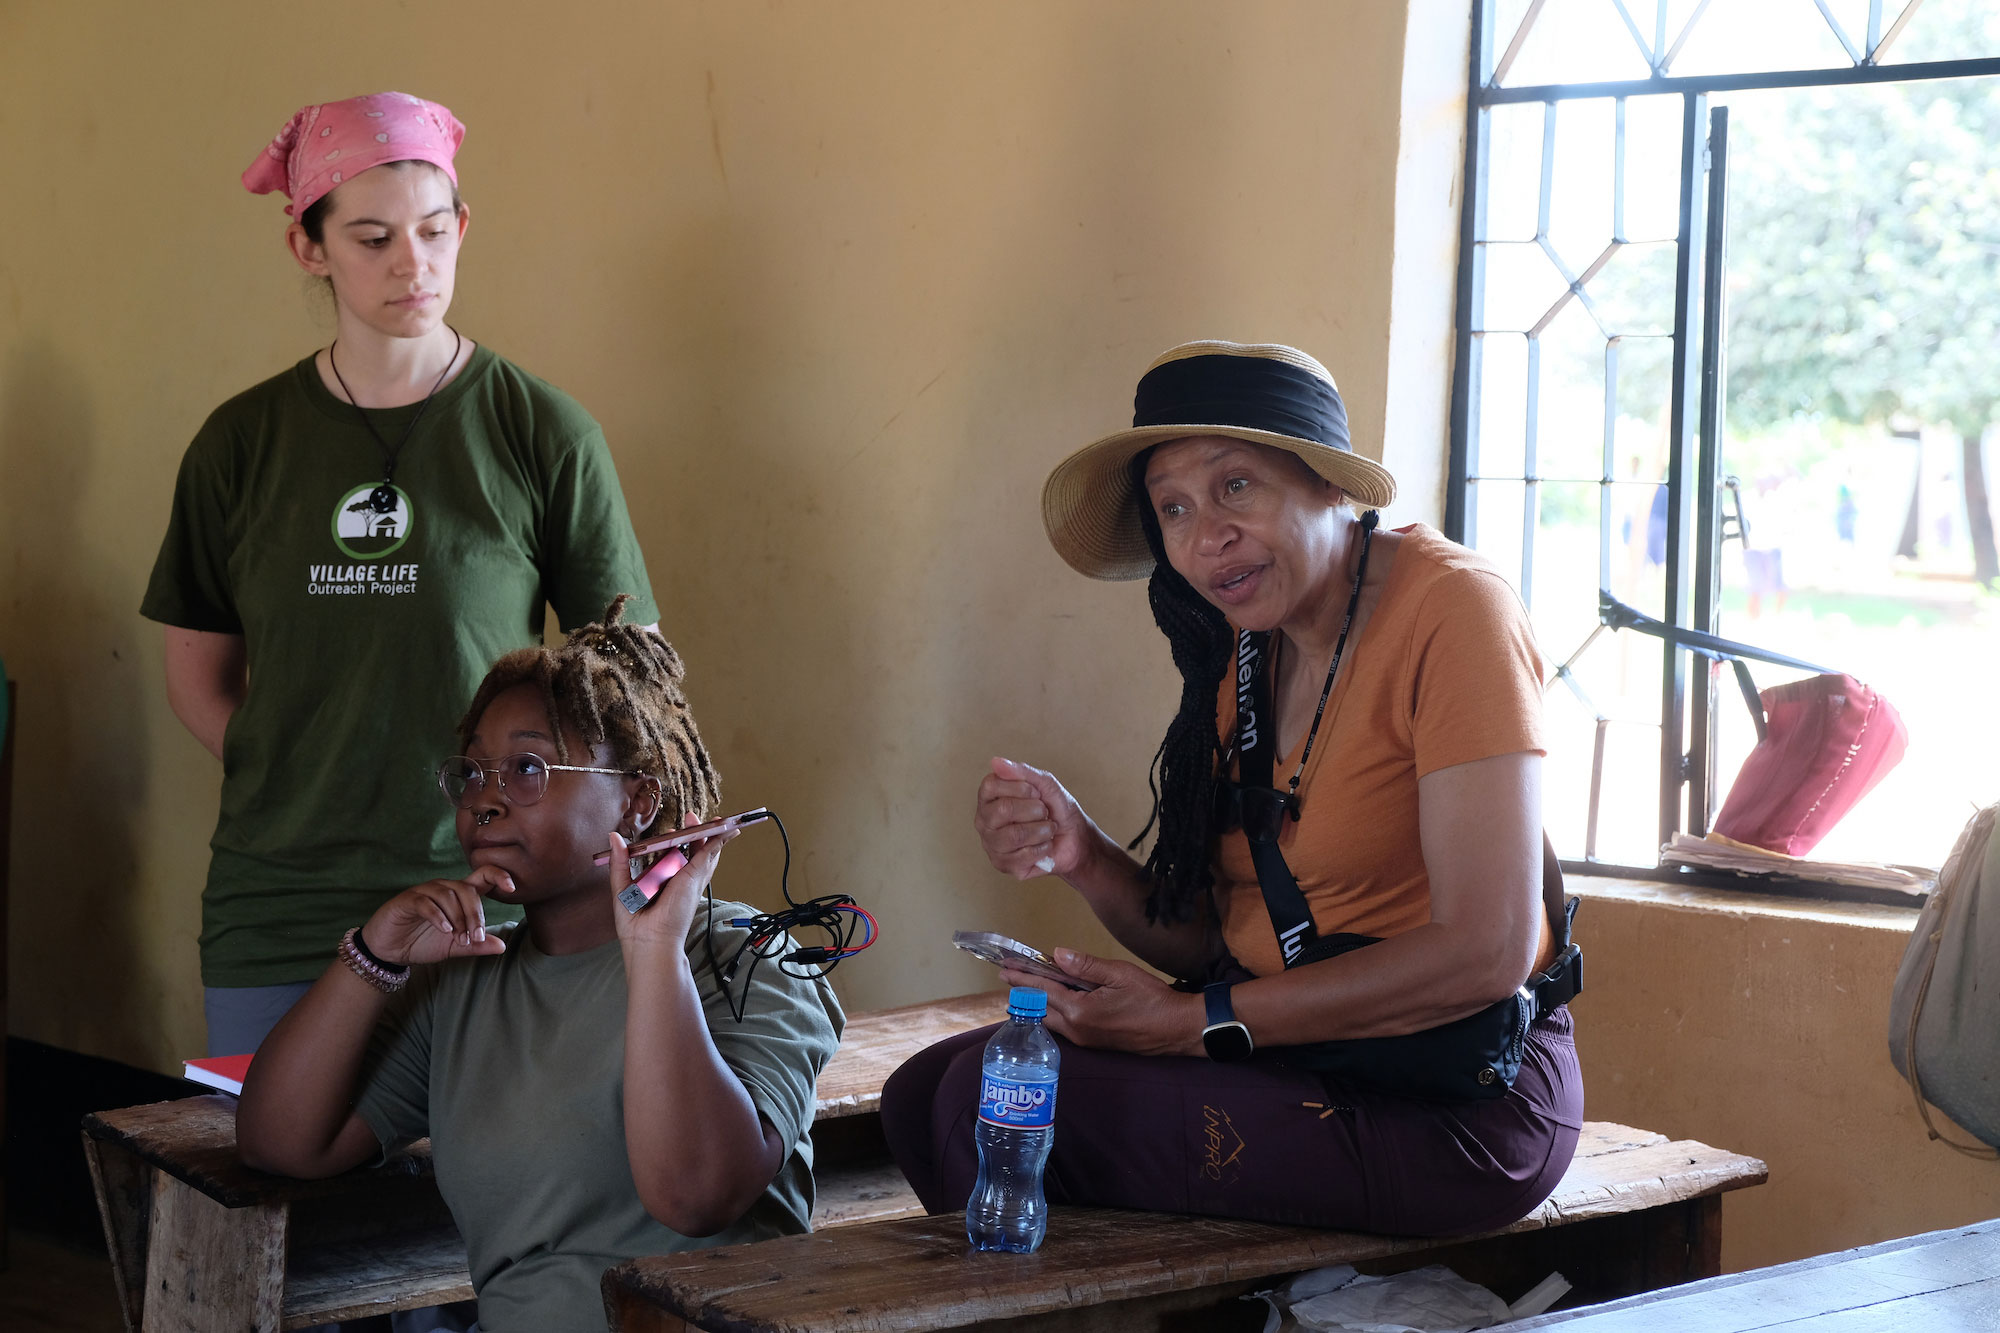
0,1,1456,1072
3,0,1987,1283
1571,878,2000,1273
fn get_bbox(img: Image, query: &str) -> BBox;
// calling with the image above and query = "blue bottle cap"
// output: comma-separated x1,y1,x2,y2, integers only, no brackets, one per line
1008,987,1048,1016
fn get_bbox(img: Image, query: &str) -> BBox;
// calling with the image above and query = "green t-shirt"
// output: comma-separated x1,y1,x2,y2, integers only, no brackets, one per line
353,911,845,1333
141,347,658,986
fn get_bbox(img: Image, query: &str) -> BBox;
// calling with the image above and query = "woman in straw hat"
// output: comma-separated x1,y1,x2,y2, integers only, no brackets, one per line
883,341,1582,1234
142,92,658,1064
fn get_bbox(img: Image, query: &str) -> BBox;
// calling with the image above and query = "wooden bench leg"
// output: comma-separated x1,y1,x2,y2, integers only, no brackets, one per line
1351,1194,1730,1312
603,1278,699,1331
1681,1193,1723,1281
82,1134,153,1333
1537,1194,1727,1304
141,1170,287,1333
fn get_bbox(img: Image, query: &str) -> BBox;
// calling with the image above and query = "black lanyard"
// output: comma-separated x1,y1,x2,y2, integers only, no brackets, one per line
328,328,463,513
1232,511,1375,966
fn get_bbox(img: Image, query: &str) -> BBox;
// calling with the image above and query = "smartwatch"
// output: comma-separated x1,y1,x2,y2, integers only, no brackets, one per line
1201,982,1255,1063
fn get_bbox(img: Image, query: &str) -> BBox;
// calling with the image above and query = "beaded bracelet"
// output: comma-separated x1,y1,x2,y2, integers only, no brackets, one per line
340,927,410,994
351,925,408,975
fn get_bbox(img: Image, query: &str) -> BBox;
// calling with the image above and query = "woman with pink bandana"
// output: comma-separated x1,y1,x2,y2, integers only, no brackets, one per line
142,93,659,1063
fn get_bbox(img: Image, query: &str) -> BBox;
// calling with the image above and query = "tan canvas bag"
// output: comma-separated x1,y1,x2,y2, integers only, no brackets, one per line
1888,802,2000,1157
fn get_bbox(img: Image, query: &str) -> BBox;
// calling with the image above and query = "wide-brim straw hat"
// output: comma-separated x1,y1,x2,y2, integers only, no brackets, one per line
1042,340,1397,581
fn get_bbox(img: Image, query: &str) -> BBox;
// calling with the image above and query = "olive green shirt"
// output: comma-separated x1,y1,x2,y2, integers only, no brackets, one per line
354,911,845,1333
141,347,657,985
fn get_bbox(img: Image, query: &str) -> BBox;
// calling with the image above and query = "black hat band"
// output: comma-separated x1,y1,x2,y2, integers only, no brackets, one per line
1131,353,1351,452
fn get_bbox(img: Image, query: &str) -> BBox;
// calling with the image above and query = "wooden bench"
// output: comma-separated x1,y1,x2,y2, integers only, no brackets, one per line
602,1122,1768,1332
80,990,1004,1332
795,991,1003,1229
83,1095,469,1331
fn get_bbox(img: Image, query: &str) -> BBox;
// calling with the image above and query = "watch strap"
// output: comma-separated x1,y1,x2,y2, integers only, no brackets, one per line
1204,981,1237,1028
1201,982,1254,1062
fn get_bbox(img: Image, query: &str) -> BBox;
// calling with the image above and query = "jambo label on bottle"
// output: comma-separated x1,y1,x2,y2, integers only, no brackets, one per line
978,1074,1057,1129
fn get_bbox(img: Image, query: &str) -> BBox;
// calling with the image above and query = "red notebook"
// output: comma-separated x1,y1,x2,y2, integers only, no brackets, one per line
183,1053,253,1096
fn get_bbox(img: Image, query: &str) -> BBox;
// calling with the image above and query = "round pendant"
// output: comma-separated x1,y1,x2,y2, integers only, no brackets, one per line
366,484,399,514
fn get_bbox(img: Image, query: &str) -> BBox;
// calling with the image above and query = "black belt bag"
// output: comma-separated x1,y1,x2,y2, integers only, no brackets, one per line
1266,842,1580,1102
1218,628,1581,1102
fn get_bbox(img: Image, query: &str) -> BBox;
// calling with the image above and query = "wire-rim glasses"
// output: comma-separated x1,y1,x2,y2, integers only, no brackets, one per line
436,753,636,809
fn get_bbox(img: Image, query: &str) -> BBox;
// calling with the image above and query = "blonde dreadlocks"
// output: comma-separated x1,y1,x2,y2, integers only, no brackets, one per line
458,595,722,829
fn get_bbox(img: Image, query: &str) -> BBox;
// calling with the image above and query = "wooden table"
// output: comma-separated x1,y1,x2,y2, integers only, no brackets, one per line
1503,1217,2000,1330
601,1123,1769,1332
82,990,1003,1331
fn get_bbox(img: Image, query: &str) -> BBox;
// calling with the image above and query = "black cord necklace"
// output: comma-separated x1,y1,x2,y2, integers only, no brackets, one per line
328,327,463,514
1269,507,1378,801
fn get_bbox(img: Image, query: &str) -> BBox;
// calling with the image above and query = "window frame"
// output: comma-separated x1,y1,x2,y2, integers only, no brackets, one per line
1445,0,2000,898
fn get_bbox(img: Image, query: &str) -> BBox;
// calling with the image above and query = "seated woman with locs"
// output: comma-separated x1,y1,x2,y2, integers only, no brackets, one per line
238,598,843,1333
883,341,1582,1235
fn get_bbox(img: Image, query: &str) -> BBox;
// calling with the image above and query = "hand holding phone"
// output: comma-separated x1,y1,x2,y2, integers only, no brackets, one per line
952,930,1098,991
614,846,690,915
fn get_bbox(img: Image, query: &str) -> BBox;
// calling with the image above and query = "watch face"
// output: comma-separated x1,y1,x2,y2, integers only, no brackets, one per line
1203,1021,1254,1063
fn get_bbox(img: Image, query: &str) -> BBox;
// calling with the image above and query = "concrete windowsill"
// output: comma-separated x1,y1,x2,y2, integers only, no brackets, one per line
1567,873,1923,934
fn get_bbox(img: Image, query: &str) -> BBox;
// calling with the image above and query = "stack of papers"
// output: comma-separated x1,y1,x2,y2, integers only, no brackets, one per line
1660,832,1934,895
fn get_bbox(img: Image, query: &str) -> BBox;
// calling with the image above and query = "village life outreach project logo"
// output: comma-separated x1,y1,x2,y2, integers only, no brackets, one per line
308,484,422,597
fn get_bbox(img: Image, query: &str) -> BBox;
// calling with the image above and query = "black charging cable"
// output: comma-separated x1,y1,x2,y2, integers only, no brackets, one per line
701,810,877,1022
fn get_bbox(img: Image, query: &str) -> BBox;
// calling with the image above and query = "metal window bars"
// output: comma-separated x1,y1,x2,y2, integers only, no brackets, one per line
1446,0,2000,883
1493,0,1930,92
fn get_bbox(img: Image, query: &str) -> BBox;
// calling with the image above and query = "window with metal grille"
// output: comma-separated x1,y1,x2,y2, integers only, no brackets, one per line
1446,0,2000,900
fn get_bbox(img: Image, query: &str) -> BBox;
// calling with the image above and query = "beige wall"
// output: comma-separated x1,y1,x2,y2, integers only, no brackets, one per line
0,1,1461,1071
1571,878,2000,1273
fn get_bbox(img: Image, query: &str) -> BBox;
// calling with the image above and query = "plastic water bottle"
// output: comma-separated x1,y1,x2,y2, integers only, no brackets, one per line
967,987,1060,1252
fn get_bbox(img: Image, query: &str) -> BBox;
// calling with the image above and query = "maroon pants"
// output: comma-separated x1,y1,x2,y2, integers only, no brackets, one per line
880,1008,1582,1237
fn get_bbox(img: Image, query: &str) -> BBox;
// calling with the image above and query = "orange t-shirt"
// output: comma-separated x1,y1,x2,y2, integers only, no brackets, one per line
1211,524,1549,978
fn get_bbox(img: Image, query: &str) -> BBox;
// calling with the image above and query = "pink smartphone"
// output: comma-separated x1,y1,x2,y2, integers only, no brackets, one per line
592,807,771,868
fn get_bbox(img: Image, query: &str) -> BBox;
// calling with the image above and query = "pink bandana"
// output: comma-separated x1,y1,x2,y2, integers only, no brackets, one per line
241,92,465,219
